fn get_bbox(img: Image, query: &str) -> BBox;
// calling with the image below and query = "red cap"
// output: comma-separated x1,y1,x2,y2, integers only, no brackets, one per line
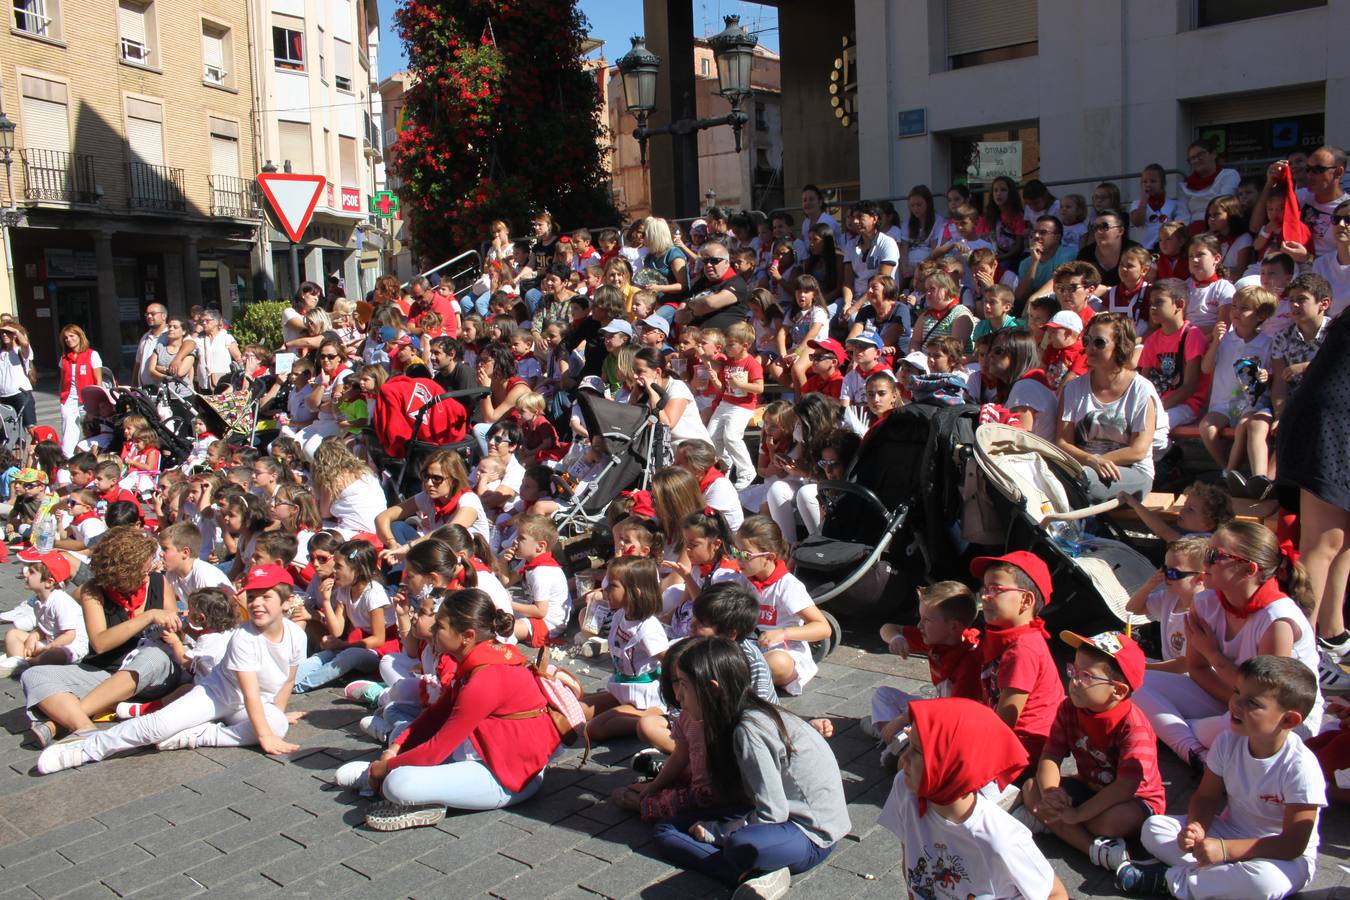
970,550,1053,606
29,426,58,445
1061,630,1146,691
240,563,294,593
23,550,71,584
807,337,846,365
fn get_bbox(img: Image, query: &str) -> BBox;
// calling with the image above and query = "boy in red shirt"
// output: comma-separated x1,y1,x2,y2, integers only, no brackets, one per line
1041,311,1089,390
1022,630,1166,876
798,338,845,399
972,551,1065,768
706,322,763,490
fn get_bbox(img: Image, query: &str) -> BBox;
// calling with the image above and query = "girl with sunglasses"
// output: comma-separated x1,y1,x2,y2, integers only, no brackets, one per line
1134,521,1323,770
1125,535,1209,674
375,449,486,568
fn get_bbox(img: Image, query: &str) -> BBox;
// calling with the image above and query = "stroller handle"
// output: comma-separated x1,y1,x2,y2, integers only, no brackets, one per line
1039,497,1121,526
814,479,892,521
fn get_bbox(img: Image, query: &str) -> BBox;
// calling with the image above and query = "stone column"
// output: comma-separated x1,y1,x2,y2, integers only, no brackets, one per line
180,233,200,316
93,228,122,377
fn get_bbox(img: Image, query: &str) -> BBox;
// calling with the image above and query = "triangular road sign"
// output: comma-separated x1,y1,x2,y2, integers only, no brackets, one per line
257,173,326,242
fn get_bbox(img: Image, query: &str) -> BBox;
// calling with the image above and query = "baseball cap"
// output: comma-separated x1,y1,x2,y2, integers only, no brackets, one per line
24,551,71,584
13,468,47,485
1045,310,1085,334
378,325,399,344
577,375,609,396
639,314,671,337
970,550,1054,606
899,351,930,374
1061,630,1145,691
846,331,884,351
241,564,294,593
600,319,634,338
807,338,846,365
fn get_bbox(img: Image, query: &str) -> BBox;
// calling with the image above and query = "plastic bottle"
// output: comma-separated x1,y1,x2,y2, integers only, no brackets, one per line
33,515,55,554
1045,519,1081,557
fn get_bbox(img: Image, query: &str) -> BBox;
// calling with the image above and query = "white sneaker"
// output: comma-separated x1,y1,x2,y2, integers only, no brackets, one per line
37,739,89,774
732,867,791,900
858,716,880,740
334,760,370,789
1318,634,1350,662
1318,652,1350,696
1012,805,1046,834
0,655,25,678
1089,836,1130,871
359,714,389,742
156,722,211,751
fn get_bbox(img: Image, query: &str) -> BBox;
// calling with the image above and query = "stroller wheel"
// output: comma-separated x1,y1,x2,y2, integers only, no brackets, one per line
810,610,843,664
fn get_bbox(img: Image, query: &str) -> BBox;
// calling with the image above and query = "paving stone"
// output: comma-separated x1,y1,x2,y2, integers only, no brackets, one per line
204,804,315,853
488,849,608,900
256,829,374,887
122,874,207,899
55,813,172,865
823,830,904,879
497,814,609,867
100,841,224,896
409,821,531,876
27,844,152,900
0,819,107,868
575,848,677,898
337,861,443,899
0,853,72,889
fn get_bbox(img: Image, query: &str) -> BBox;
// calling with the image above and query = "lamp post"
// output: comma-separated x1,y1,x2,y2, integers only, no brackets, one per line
617,15,758,214
0,112,23,321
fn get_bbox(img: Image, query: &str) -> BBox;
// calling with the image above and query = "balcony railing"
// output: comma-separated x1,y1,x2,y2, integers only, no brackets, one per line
128,161,186,212
209,174,262,218
20,149,99,204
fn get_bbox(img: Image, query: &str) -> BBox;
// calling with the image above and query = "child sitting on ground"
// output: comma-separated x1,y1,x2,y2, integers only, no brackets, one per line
1118,655,1327,898
1125,536,1208,673
738,515,831,695
972,551,1065,767
116,586,240,718
877,697,1068,900
580,556,669,740
1021,631,1166,876
503,514,571,647
0,552,87,677
865,581,982,762
513,392,559,462
1138,279,1210,429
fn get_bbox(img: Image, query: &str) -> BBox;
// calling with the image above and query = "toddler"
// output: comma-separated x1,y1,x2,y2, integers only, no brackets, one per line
1125,536,1208,672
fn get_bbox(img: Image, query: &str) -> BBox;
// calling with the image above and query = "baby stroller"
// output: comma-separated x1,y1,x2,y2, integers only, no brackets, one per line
969,423,1152,644
111,385,195,469
0,402,21,452
554,393,663,541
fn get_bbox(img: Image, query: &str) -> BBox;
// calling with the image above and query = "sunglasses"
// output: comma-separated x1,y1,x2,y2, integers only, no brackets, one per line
311,552,334,564
1205,547,1252,567
1307,164,1337,174
422,473,447,485
817,459,843,471
1334,215,1350,227
810,353,834,362
1086,336,1110,350
488,435,514,445
1093,222,1120,232
1164,567,1200,581
318,353,340,360
729,547,775,561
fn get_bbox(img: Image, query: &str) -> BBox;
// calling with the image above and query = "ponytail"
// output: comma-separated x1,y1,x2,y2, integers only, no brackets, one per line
436,588,514,640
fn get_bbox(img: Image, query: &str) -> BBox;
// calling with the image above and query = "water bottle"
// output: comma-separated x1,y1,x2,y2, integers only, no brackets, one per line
34,515,55,554
1046,519,1081,558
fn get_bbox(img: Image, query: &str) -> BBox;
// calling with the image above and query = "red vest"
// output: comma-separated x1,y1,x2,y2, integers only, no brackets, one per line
60,349,98,404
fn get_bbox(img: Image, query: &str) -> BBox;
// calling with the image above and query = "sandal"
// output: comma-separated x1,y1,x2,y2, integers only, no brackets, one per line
363,801,446,832
28,720,54,749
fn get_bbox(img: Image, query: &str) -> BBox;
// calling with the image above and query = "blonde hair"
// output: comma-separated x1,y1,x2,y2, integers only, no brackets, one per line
725,321,755,345
516,391,546,416
916,580,977,625
643,217,673,255
1232,284,1278,319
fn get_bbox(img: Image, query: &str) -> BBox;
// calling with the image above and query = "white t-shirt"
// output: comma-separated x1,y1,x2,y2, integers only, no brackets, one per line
133,330,166,387
1311,251,1350,318
1006,377,1059,443
203,618,308,707
896,215,947,267
287,382,316,424
0,348,33,397
1220,233,1254,272
166,558,233,604
413,489,489,543
801,212,844,249
1206,729,1326,860
1131,196,1182,248
702,474,744,532
663,378,713,444
878,774,1057,900
1187,278,1236,330
328,473,386,536
524,563,571,635
1059,373,1159,478
196,330,238,387
1145,586,1189,662
71,515,108,548
607,610,668,680
335,581,390,633
1207,329,1272,419
846,233,901,297
36,589,88,661
1180,168,1241,225
471,456,526,498
1295,187,1348,259
186,630,232,682
281,307,307,345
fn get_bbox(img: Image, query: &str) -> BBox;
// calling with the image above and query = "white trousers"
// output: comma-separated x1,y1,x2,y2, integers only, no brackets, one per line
764,479,820,544
60,398,82,457
80,684,289,762
707,404,756,490
1134,671,1230,760
1142,814,1313,900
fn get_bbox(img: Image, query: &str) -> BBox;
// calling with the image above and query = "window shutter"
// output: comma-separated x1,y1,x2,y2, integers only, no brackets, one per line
210,135,239,179
339,135,357,185
119,1,146,44
1192,84,1324,126
946,0,1038,58
19,77,69,153
278,121,313,174
334,39,353,87
203,31,225,69
126,99,164,166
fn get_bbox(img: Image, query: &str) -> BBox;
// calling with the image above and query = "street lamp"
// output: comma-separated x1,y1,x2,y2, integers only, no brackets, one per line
617,15,758,167
0,112,20,226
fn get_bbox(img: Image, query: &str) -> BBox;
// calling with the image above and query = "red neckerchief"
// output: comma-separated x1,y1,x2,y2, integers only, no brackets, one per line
859,361,889,378
697,466,725,494
512,351,531,363
432,489,468,521
1184,170,1219,192
694,555,740,579
749,559,789,592
471,559,493,575
865,409,892,437
922,298,960,321
1217,578,1284,620
104,582,149,617
1146,194,1168,211
452,638,529,685
72,510,101,526
1157,254,1184,279
249,365,269,380
1190,272,1221,287
927,631,981,687
1018,368,1053,390
909,698,1028,816
520,551,561,572
1113,278,1147,309
1075,698,1135,748
980,618,1050,664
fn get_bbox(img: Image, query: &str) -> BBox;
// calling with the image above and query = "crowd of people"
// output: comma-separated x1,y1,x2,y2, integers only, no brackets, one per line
4,143,1350,899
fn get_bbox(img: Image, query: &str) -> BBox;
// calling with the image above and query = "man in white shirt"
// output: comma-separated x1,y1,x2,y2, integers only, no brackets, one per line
0,324,35,428
186,310,241,392
1252,145,1348,259
133,304,168,388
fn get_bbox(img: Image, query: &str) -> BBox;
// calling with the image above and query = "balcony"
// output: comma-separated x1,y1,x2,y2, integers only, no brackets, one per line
19,149,98,204
208,174,262,219
127,161,185,212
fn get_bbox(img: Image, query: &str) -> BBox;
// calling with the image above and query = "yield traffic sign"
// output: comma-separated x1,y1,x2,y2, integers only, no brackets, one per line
256,173,326,242
370,191,399,217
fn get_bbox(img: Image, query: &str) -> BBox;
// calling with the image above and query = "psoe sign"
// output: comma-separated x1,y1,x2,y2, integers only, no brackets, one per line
966,141,1022,182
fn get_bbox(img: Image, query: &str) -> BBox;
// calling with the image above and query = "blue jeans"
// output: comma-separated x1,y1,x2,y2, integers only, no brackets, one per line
652,810,834,885
472,421,493,457
293,646,379,693
382,758,545,811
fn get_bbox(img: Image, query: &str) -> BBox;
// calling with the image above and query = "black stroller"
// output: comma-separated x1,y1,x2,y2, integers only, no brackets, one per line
110,386,196,469
554,392,664,542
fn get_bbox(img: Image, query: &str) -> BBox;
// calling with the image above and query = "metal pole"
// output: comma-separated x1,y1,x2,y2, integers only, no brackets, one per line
1,153,17,318
289,242,300,295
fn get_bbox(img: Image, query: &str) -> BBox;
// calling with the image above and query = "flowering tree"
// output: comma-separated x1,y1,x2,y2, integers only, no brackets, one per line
389,0,619,262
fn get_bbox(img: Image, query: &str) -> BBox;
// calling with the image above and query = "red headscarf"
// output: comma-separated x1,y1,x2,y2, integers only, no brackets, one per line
908,697,1028,815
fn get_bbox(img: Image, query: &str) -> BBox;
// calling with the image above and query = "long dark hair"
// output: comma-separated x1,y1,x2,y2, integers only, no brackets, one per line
405,537,476,589
437,587,514,640
678,636,794,800
805,222,839,292
792,392,845,459
907,185,937,241
426,523,494,576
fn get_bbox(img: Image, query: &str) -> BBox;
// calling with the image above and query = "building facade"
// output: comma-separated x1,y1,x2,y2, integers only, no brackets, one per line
1,0,261,374
377,69,414,282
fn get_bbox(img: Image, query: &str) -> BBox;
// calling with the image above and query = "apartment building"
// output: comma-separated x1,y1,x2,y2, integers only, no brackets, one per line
1,0,261,372
252,0,383,300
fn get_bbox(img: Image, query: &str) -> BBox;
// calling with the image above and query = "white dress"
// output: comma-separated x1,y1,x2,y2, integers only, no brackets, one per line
606,610,669,711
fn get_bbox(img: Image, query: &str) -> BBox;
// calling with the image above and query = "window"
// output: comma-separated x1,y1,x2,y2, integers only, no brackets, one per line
125,97,164,167
119,0,154,66
278,121,313,173
202,23,229,86
13,0,60,39
945,0,1037,70
1196,0,1322,27
20,76,69,153
334,39,353,92
272,22,304,71
700,57,710,76
209,117,239,180
754,101,767,131
339,135,357,187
